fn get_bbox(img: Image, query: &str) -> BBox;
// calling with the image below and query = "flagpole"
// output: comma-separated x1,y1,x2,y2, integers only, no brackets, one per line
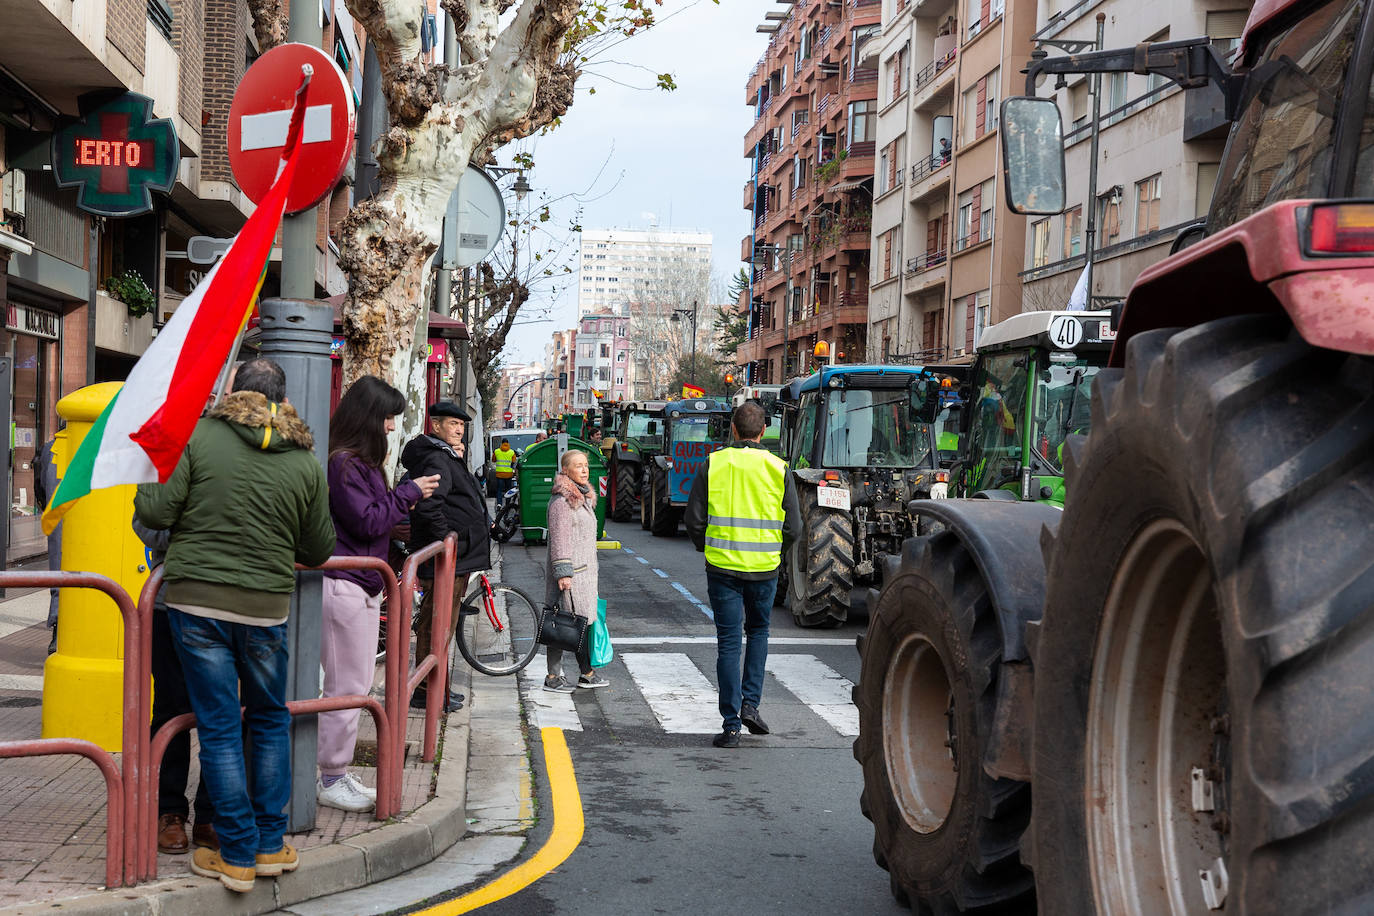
212,65,313,406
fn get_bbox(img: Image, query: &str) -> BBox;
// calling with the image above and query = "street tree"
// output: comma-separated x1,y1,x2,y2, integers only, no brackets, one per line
246,0,685,437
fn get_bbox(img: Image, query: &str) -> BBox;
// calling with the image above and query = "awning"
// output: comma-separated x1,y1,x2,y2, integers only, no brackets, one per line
832,178,871,193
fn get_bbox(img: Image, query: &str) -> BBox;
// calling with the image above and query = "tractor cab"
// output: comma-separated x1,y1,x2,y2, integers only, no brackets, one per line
958,310,1114,504
643,399,734,536
731,384,785,454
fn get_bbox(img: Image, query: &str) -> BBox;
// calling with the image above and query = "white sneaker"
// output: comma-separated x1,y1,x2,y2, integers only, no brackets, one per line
342,772,377,802
317,775,374,813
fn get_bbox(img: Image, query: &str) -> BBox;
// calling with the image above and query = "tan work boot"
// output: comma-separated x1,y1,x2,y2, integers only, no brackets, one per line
254,842,299,876
190,846,255,892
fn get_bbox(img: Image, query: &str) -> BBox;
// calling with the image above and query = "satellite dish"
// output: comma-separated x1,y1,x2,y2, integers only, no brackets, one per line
451,166,507,268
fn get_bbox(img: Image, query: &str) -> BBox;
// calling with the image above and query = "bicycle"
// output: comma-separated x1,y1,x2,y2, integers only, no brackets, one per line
453,572,541,676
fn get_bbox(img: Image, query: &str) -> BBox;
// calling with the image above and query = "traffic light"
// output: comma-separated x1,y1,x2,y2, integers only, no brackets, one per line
558,371,568,390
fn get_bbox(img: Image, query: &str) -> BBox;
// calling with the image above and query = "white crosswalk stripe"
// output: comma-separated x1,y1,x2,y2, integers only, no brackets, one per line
764,654,859,736
516,650,859,738
620,652,721,733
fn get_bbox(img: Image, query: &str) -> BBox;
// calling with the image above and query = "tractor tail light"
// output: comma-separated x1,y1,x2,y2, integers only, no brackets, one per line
1308,203,1374,254
935,470,949,483
823,471,840,482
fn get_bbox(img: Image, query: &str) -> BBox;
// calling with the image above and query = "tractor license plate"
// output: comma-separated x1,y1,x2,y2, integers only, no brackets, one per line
817,486,850,511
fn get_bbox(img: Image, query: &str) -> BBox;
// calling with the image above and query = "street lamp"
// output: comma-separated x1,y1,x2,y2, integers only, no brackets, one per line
669,299,699,387
506,375,556,421
486,166,531,201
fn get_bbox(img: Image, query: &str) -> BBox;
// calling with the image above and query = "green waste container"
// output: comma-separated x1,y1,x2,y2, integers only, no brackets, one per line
515,436,608,544
561,413,586,439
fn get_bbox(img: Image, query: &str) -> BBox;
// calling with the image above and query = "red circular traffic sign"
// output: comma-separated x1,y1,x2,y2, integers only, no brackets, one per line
502,410,514,424
228,43,356,214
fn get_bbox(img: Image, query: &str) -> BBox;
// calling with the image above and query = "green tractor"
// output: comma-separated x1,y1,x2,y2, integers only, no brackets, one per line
954,310,1115,504
605,400,667,523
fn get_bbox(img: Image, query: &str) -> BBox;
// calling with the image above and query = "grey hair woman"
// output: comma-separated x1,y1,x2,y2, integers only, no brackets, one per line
542,449,607,691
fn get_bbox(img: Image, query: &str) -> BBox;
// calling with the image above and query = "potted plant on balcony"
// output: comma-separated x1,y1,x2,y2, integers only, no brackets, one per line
103,269,157,319
816,148,849,183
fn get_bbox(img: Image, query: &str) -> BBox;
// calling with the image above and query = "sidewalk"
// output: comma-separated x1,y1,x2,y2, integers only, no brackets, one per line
0,553,534,915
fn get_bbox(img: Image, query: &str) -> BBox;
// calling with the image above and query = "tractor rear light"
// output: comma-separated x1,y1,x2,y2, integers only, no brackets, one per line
1308,203,1374,254
823,471,840,482
935,470,949,483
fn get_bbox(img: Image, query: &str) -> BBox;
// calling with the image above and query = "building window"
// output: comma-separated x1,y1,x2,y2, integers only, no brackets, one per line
1206,10,1248,61
1063,206,1083,257
577,367,592,381
600,343,611,358
972,289,991,346
983,69,999,132
1104,72,1128,126
849,100,876,143
1135,174,1161,235
1097,191,1122,248
1070,82,1089,132
979,179,994,242
966,0,981,39
1032,218,1051,267
878,149,889,194
956,187,974,251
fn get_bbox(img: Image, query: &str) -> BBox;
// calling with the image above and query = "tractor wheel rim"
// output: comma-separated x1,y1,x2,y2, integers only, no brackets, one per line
883,632,958,834
1086,518,1229,915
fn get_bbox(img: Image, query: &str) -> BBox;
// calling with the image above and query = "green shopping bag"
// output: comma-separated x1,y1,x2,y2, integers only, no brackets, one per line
590,597,613,668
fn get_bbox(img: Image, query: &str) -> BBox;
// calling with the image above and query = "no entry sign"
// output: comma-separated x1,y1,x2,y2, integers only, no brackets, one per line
229,43,356,214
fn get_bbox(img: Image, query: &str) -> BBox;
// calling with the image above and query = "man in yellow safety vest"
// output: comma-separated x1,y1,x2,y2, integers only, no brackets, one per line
685,401,801,748
491,438,517,504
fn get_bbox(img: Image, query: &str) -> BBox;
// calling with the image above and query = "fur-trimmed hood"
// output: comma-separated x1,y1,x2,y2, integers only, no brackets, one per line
551,472,596,510
208,390,314,452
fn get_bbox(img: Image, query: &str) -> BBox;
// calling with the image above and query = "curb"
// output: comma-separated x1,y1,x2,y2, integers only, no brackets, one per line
0,688,472,916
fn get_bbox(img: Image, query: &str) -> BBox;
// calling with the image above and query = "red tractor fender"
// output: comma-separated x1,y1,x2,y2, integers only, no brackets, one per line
1112,199,1374,365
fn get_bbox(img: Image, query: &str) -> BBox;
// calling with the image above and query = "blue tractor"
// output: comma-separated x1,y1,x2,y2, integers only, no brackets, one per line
641,398,734,537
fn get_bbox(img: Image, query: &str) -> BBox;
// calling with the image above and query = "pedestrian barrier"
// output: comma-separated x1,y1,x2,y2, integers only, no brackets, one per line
0,540,462,889
0,571,144,888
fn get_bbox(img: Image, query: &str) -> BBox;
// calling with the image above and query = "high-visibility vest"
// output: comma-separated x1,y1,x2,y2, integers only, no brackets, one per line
704,446,788,574
492,447,516,478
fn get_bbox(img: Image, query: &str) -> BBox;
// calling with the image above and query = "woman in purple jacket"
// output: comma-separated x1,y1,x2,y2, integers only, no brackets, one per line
318,376,438,812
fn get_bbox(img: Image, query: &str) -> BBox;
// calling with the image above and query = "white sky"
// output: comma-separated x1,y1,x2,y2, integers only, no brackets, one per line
498,0,776,363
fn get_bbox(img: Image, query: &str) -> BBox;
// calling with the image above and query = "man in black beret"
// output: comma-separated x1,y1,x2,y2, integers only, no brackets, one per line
399,400,489,712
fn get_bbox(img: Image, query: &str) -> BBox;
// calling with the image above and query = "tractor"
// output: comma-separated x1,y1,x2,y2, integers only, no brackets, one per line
641,398,733,537
777,365,947,628
604,400,667,523
853,3,1374,912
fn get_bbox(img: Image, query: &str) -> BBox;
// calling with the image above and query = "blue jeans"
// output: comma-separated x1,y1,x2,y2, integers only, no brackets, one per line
706,569,776,731
166,609,291,868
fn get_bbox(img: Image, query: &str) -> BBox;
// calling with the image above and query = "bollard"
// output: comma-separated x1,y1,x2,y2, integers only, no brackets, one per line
42,383,150,751
258,297,333,831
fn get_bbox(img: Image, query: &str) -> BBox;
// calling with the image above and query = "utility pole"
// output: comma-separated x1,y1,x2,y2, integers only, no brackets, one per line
1084,12,1105,305
276,0,327,832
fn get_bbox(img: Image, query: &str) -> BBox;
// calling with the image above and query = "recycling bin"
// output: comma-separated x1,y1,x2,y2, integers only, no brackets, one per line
515,436,608,544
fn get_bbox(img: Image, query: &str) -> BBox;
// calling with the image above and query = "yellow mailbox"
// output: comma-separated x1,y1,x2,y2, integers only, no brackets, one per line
42,382,150,751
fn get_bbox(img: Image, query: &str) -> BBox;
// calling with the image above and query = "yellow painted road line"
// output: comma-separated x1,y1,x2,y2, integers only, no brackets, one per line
414,727,582,915
595,539,622,550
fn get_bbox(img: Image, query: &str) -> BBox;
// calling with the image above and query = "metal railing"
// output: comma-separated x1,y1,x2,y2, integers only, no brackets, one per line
913,48,957,91
906,248,949,274
911,153,952,185
0,537,460,889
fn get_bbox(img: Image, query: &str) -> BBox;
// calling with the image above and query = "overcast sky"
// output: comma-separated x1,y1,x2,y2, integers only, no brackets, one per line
498,0,776,364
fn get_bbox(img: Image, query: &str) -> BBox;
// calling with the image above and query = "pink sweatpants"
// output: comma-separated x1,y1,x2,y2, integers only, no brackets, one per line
318,576,382,777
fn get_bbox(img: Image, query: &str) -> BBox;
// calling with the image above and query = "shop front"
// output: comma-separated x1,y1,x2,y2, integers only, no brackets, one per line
2,299,61,561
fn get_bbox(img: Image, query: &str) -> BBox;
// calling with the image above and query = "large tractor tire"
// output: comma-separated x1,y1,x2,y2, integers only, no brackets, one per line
853,534,1034,912
611,460,638,522
649,469,679,537
1030,315,1374,915
787,488,854,627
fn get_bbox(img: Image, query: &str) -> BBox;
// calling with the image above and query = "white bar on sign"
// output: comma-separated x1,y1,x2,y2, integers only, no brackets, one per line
239,105,334,152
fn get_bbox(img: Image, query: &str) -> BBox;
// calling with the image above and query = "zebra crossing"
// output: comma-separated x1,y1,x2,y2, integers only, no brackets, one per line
517,649,860,737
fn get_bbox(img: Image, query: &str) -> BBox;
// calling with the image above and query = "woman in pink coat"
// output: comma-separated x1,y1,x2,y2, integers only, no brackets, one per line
542,449,607,692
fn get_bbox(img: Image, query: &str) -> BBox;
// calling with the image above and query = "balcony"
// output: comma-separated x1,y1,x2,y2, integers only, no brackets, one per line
909,154,951,201
743,180,756,210
903,249,949,294
913,50,957,111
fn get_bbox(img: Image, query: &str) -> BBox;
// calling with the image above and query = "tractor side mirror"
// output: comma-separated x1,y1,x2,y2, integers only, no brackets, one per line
912,379,940,424
1000,97,1067,215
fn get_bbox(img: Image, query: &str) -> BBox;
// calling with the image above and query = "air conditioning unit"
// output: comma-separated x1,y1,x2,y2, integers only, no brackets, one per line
2,169,25,217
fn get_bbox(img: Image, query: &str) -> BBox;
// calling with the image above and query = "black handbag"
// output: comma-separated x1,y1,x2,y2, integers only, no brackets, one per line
538,592,588,653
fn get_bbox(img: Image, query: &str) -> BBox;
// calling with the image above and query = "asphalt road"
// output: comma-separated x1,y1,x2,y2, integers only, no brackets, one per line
427,516,906,916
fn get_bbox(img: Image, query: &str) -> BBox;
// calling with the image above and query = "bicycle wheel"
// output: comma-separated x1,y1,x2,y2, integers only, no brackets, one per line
455,582,541,676
492,495,520,544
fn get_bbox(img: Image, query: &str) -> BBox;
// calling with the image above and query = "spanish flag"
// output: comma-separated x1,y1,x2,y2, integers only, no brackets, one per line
682,384,706,399
41,77,310,535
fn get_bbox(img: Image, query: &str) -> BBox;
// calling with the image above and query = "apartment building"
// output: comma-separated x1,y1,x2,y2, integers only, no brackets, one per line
577,227,712,316
539,327,575,419
865,0,1036,363
495,361,546,428
0,0,366,560
1017,1,1248,310
739,0,881,384
570,311,631,409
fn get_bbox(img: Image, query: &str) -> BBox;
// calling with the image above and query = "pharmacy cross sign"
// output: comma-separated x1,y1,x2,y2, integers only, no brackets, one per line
51,92,180,218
